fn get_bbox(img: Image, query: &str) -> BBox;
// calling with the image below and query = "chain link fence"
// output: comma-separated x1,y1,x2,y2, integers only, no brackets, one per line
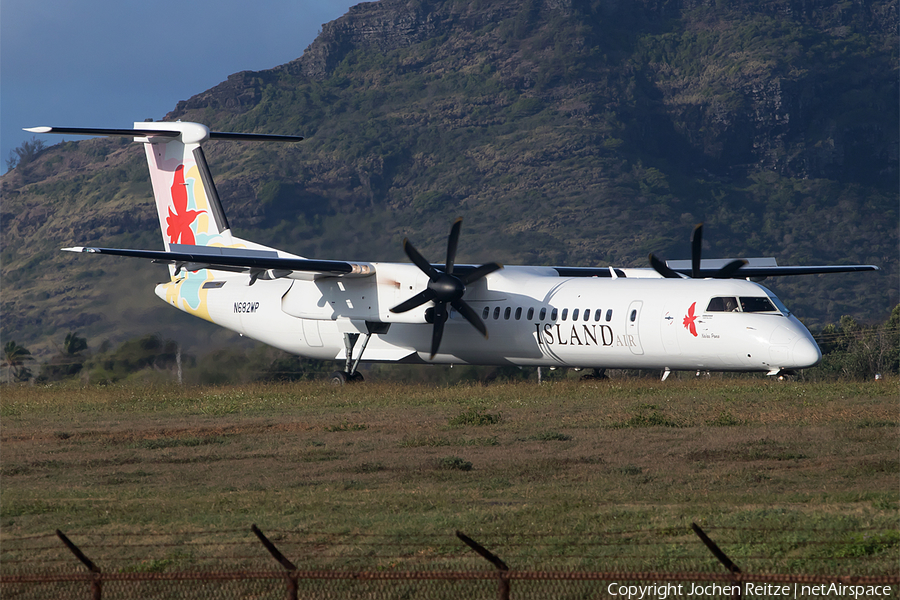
2,524,897,599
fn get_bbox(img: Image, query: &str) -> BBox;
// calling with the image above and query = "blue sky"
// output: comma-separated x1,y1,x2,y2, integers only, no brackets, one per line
1,0,358,171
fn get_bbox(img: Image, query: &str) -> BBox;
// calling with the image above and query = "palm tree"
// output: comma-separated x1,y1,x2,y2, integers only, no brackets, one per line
3,340,33,384
63,332,88,356
40,332,89,382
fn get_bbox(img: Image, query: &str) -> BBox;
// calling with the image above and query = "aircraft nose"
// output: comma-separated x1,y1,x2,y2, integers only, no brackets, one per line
791,335,822,369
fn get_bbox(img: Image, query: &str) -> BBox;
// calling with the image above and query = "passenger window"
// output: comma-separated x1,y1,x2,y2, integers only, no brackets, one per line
551,308,558,321
527,307,534,320
740,297,777,313
493,307,500,320
606,309,613,322
630,309,637,322
594,309,602,321
572,308,579,321
707,297,739,312
515,307,522,320
482,307,490,319
584,309,590,322
540,308,547,320
504,307,511,320
561,308,569,321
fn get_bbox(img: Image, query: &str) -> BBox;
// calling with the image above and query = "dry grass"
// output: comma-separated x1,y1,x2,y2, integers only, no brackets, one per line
1,378,897,574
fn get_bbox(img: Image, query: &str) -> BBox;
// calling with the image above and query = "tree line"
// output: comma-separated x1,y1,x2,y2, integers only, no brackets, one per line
2,333,331,386
3,306,897,386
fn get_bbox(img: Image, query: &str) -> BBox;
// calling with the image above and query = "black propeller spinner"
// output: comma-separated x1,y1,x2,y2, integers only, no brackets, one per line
390,219,502,359
648,224,747,279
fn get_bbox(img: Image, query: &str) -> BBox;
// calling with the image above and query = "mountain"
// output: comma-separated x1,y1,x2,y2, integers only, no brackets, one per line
2,0,897,358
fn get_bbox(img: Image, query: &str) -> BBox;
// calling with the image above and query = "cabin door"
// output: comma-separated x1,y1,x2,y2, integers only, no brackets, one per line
626,300,644,355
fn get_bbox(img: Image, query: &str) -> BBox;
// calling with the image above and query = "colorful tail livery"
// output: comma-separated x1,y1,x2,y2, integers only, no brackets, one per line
26,123,303,259
33,121,879,383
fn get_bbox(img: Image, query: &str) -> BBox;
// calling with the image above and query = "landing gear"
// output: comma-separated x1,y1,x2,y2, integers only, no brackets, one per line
329,322,389,385
329,370,365,386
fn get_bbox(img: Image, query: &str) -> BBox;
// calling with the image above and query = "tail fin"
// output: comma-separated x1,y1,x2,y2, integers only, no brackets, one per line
25,123,303,253
137,122,231,251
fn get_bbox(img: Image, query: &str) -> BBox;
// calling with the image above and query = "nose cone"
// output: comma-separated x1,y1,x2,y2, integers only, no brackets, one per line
792,335,822,369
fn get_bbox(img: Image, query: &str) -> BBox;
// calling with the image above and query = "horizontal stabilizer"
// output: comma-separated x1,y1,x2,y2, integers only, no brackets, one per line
25,126,303,143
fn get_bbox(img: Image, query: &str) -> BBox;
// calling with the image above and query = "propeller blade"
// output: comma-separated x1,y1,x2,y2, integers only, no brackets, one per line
460,262,503,285
451,299,488,339
399,218,501,358
691,223,703,279
712,259,748,279
649,253,683,279
403,239,440,280
430,303,448,359
445,218,462,275
390,288,436,313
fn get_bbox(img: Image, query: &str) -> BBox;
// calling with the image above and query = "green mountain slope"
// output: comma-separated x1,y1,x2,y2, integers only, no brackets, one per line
2,0,896,358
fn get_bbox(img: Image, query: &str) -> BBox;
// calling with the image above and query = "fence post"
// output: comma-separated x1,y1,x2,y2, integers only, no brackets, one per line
56,529,101,600
252,524,298,600
456,531,510,600
692,523,741,600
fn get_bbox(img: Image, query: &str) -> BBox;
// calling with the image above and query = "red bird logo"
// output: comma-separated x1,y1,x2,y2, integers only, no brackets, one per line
165,165,204,245
683,302,698,337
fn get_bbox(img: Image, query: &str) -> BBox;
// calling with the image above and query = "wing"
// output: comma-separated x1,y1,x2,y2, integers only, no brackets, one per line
685,265,880,278
663,258,878,280
552,260,878,279
62,245,373,282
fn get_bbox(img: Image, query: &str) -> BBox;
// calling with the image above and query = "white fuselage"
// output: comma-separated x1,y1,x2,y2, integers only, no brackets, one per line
155,264,822,373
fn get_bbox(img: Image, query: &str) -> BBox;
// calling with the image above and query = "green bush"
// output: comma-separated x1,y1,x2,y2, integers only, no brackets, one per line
807,305,899,380
448,408,502,427
436,456,473,471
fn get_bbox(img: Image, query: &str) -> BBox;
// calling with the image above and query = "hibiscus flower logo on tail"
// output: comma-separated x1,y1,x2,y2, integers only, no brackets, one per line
165,165,204,245
683,302,698,337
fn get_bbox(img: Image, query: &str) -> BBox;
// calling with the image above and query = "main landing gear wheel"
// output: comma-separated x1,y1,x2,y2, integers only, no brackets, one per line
329,371,348,386
329,371,365,386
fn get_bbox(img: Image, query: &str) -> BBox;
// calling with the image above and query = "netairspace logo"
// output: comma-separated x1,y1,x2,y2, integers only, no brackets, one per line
606,582,895,599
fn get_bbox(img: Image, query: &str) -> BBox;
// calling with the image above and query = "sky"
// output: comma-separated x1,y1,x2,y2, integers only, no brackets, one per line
1,0,359,172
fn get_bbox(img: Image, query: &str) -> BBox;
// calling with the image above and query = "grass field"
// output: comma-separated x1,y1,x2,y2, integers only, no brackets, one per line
1,377,897,576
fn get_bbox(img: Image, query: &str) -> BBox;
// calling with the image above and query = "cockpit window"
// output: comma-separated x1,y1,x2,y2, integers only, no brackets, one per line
706,297,739,312
740,297,778,313
766,294,791,316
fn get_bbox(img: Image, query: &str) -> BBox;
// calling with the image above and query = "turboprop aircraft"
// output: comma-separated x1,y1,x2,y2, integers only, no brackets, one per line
28,121,879,383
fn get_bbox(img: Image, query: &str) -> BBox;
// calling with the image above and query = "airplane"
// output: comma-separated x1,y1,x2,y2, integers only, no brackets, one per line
27,121,879,384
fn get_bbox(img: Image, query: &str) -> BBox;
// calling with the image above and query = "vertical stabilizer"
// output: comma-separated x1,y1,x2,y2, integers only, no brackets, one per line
136,121,232,251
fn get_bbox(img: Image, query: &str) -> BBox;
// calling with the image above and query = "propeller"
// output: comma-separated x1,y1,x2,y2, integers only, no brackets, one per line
390,218,502,359
649,224,747,279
